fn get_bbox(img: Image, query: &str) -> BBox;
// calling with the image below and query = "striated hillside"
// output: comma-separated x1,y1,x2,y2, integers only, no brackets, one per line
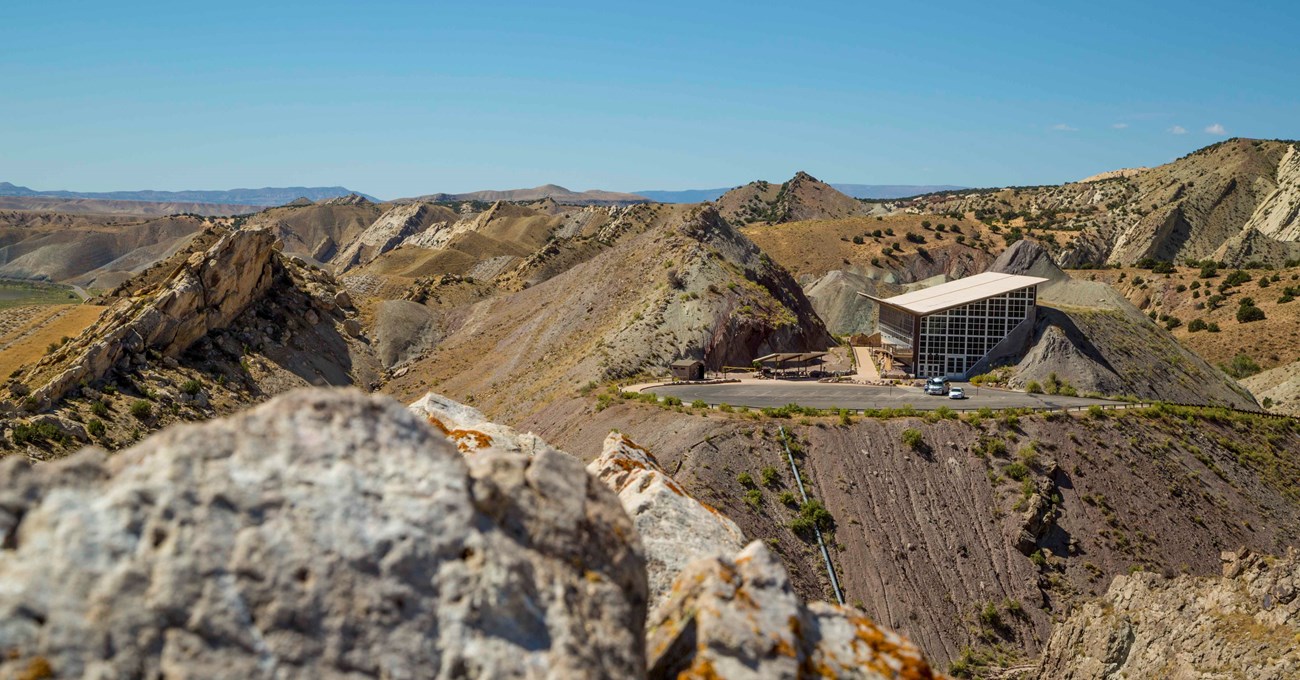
0,212,208,287
533,397,1300,673
240,198,385,264
715,172,879,225
901,139,1300,268
383,205,833,423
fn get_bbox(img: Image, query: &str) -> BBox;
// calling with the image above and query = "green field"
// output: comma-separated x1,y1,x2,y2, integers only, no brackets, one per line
0,279,81,309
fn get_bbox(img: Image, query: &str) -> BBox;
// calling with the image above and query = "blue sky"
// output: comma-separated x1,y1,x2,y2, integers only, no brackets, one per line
3,1,1297,198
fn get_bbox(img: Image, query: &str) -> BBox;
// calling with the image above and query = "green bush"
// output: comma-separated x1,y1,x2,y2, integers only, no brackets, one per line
760,466,780,488
91,400,110,417
901,428,924,450
791,499,833,535
86,419,106,438
1220,353,1261,379
736,471,754,487
778,491,798,506
690,399,708,409
129,400,152,419
181,379,202,395
1236,304,1266,323
1004,462,1030,481
743,489,763,510
1025,381,1043,394
1188,318,1208,332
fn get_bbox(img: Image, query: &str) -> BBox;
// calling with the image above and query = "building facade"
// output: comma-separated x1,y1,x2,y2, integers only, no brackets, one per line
861,272,1047,380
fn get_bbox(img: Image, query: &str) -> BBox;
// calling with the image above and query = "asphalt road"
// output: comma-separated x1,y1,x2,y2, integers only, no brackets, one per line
647,381,1125,411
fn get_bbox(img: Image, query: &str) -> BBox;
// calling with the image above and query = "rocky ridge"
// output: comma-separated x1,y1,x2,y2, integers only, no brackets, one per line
1033,548,1300,679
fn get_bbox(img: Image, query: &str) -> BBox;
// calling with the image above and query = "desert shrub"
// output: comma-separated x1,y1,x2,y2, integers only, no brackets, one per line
1003,462,1030,481
1188,318,1208,332
662,395,682,406
1236,304,1266,323
1224,270,1251,286
778,490,798,506
736,471,754,487
901,428,924,450
86,419,106,438
743,489,763,510
760,466,780,488
1025,381,1042,394
791,499,833,535
129,400,152,419
1220,354,1261,379
690,399,708,409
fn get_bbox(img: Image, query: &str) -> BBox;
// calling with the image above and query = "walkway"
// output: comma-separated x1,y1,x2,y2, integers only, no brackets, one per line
851,346,880,382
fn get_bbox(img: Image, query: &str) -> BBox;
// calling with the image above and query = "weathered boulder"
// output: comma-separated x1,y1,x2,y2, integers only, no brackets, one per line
409,391,561,457
1034,547,1300,679
647,541,943,680
0,389,647,679
587,432,746,607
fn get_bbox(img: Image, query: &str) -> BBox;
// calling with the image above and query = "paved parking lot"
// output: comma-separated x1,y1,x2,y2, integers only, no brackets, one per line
645,380,1124,411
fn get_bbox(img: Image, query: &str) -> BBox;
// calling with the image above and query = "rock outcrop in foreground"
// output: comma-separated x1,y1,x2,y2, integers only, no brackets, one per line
587,432,747,608
1034,548,1300,679
0,390,647,679
647,541,942,680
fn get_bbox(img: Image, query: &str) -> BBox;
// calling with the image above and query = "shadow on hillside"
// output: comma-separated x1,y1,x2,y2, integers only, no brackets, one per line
1036,307,1119,376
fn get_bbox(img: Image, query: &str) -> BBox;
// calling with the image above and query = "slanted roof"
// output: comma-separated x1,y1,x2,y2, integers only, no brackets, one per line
670,359,704,367
858,272,1048,315
754,352,828,364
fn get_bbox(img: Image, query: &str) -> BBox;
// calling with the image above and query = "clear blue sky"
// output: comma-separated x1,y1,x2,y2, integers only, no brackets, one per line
3,1,1297,198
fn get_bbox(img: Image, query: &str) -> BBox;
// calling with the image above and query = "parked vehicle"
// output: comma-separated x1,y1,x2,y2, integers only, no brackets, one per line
924,377,949,395
948,387,966,400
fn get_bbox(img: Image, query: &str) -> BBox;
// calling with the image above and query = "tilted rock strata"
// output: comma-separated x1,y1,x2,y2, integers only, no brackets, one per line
1034,548,1300,680
0,389,647,679
21,228,277,407
587,432,747,607
647,541,944,680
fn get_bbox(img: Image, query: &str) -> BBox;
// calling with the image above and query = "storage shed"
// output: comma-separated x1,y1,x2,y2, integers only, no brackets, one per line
670,359,705,381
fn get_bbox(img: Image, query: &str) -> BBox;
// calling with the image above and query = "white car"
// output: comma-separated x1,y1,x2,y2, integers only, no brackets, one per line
948,387,966,400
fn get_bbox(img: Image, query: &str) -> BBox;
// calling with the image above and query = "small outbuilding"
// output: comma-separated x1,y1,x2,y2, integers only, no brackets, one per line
670,359,705,382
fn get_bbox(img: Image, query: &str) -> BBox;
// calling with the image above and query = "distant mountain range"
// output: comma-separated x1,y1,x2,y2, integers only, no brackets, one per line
635,184,966,203
0,182,376,207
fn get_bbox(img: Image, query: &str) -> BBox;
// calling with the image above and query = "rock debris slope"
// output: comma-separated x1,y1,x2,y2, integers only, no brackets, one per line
1034,548,1300,679
0,389,647,679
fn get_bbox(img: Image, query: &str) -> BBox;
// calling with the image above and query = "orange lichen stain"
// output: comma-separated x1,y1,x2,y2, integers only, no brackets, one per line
18,657,54,680
841,610,938,680
677,655,722,680
423,414,494,453
617,435,664,466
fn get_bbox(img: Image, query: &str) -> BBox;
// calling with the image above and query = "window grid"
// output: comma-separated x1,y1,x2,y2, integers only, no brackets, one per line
914,286,1035,379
